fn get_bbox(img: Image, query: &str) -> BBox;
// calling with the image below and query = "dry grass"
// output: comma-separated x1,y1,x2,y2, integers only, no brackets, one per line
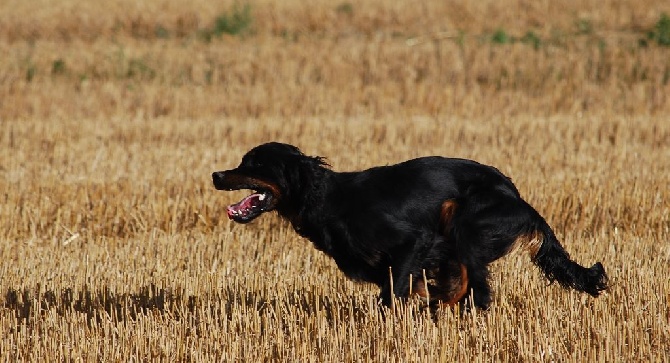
1,0,669,119
1,0,669,361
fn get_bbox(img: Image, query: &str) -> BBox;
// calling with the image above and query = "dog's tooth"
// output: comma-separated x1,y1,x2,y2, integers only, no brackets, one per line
258,194,266,201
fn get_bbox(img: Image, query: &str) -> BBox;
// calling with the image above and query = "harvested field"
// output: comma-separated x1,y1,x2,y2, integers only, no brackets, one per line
1,0,669,361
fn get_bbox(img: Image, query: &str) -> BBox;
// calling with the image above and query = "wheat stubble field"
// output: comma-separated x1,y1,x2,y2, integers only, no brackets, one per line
1,0,669,361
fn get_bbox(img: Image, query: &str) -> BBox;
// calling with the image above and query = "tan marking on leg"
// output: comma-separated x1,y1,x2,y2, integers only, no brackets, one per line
444,264,469,306
439,199,458,234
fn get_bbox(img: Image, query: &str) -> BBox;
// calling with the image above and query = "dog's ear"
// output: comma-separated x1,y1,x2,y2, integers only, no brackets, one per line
293,155,328,189
279,154,328,196
302,155,329,169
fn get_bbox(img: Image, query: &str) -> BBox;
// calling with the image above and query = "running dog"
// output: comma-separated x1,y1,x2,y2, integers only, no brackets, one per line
212,142,608,309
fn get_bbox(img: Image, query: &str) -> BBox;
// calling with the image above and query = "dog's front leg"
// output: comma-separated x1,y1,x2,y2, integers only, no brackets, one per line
378,281,394,307
378,234,438,307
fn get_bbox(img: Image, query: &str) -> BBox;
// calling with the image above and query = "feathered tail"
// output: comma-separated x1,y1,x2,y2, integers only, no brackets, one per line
529,220,608,296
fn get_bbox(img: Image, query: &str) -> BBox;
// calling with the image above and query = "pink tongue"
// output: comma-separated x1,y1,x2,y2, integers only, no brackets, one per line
227,193,263,218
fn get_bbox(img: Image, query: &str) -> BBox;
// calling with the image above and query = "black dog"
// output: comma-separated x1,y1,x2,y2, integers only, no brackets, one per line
212,142,607,309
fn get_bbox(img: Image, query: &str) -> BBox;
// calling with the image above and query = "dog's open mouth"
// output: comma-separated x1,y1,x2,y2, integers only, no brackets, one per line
226,191,274,223
212,171,280,223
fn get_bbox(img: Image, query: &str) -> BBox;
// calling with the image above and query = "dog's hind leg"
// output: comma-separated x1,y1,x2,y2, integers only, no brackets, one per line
377,250,419,307
445,189,608,309
438,198,494,310
461,264,492,310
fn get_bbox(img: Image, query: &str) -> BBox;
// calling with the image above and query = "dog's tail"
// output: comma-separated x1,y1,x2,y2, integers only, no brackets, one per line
517,214,608,297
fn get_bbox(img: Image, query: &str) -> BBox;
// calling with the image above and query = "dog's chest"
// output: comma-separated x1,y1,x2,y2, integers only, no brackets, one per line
302,223,388,283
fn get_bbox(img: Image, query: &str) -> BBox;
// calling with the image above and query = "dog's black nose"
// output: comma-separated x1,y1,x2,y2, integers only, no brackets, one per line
212,171,224,184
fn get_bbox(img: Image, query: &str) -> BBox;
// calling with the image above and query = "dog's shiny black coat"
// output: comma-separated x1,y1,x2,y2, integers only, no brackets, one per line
212,142,607,309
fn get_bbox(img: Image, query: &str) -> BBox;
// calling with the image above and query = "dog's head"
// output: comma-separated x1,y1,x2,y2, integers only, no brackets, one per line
212,142,327,223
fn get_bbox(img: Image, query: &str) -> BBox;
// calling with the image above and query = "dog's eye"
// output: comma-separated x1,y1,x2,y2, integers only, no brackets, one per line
241,158,264,169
